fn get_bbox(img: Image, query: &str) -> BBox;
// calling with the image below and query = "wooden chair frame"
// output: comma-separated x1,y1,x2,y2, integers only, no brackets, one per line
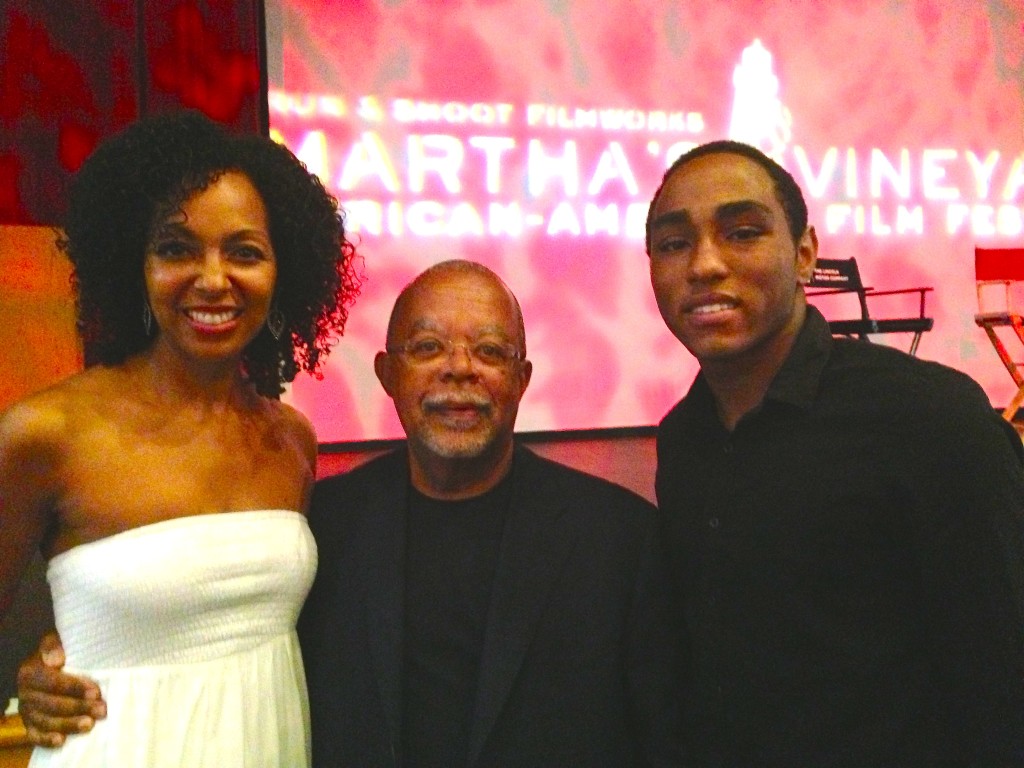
974,247,1024,421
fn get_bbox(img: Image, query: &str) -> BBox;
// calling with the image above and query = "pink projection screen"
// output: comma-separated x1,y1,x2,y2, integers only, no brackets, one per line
267,0,1024,444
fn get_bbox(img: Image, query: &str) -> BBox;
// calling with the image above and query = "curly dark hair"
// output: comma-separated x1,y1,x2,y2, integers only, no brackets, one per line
60,109,360,397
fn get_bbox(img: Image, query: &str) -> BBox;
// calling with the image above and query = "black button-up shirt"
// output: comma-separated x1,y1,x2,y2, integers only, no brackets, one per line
657,307,1024,767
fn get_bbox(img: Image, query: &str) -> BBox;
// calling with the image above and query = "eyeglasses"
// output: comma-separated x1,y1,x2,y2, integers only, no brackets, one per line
387,337,523,367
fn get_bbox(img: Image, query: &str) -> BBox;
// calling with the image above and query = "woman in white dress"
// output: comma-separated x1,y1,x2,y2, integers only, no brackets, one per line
0,110,360,767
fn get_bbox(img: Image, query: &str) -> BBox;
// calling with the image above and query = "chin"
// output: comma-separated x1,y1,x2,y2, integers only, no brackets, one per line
419,430,495,460
680,334,746,359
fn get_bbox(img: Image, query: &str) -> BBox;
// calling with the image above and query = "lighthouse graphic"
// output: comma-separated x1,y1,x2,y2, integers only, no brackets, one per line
728,39,793,161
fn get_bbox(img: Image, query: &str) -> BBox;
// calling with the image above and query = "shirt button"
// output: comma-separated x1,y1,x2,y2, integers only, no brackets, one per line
708,517,720,529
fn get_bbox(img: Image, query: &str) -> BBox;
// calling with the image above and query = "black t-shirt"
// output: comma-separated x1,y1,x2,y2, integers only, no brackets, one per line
401,474,512,767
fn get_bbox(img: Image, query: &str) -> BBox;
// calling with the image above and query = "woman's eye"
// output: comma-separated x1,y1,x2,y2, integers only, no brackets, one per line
152,240,191,259
233,245,267,262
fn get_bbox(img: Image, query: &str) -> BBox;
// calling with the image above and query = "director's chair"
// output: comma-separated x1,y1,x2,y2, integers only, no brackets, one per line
974,247,1024,421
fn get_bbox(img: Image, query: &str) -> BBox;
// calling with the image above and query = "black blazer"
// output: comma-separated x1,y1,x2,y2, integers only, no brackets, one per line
299,445,684,768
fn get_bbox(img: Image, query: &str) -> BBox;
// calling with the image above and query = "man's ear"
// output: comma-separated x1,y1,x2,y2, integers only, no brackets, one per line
796,225,818,285
517,359,533,398
374,351,396,397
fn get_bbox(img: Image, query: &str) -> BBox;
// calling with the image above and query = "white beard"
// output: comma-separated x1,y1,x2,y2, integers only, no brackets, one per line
416,423,493,459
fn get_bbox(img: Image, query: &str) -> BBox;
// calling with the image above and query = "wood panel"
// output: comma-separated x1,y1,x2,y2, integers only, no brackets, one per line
0,715,31,768
0,225,81,410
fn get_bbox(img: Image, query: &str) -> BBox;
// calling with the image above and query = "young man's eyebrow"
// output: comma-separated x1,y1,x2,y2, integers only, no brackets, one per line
714,200,774,221
650,200,774,233
649,208,694,232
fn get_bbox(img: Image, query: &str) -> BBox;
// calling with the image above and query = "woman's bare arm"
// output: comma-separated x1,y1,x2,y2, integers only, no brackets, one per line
0,399,62,617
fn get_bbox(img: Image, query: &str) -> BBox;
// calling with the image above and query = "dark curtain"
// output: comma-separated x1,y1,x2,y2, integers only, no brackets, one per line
0,0,267,226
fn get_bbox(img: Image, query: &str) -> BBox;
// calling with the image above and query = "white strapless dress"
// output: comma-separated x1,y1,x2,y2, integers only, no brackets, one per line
29,510,316,768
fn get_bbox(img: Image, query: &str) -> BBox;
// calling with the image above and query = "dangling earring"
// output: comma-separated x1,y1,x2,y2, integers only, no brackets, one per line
266,307,285,340
142,302,153,336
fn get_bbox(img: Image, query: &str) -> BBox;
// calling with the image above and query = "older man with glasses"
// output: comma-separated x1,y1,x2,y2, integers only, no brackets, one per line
299,259,684,767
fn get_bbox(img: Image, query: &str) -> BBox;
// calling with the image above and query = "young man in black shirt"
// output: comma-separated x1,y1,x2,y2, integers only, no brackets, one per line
646,139,1024,767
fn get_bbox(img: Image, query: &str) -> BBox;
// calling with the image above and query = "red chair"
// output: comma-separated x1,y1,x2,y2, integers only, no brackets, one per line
974,247,1024,421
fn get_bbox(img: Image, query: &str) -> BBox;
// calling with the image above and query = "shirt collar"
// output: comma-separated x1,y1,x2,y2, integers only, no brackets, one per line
679,305,833,422
763,304,832,410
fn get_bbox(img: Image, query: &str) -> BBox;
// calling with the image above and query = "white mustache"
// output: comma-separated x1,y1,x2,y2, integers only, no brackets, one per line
422,394,491,412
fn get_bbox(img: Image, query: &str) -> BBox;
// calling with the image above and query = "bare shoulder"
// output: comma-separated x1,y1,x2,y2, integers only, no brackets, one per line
0,367,126,459
263,399,318,466
0,379,86,542
0,373,117,606
0,385,76,462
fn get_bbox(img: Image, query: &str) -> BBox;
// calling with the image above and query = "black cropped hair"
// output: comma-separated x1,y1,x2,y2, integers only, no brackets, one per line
60,109,360,397
646,139,808,253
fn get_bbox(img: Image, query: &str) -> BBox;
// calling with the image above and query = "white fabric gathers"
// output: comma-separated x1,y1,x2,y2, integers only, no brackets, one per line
29,510,316,768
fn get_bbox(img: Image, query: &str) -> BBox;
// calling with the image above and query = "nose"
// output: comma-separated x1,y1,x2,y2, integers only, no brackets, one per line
441,342,478,378
685,236,728,283
195,251,230,293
